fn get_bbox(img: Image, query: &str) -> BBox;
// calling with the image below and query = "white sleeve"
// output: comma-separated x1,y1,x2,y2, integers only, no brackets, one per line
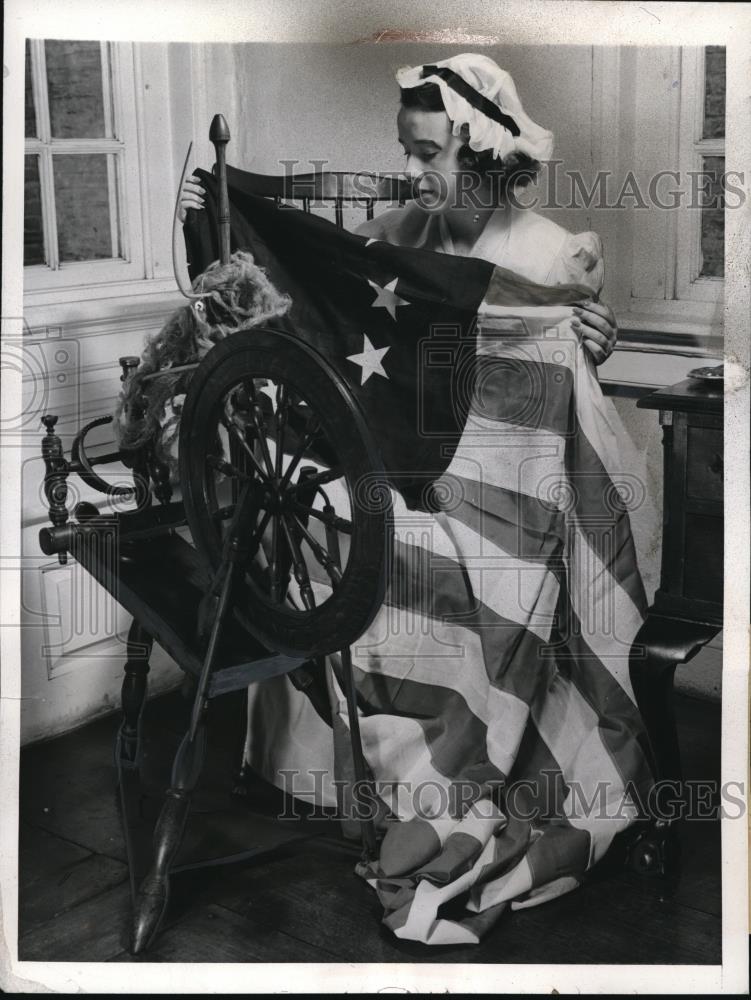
547,230,605,297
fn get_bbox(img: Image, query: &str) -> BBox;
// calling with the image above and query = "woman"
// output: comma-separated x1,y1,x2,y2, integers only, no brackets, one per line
179,54,651,945
179,53,619,364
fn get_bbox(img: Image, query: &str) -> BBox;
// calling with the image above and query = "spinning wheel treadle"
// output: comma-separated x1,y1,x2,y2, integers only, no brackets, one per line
180,326,391,658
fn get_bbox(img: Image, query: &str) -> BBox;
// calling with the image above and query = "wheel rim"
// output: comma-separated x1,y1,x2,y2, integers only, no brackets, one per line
179,328,392,658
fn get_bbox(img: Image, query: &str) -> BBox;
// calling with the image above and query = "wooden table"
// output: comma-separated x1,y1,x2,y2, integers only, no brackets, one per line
626,376,723,876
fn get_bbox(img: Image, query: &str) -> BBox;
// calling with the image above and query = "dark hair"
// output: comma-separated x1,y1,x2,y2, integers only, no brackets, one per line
399,82,540,192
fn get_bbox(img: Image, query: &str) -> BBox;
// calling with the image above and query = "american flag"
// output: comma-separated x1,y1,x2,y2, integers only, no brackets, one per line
184,172,654,945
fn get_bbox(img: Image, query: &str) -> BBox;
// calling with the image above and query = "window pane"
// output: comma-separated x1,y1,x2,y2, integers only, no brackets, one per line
24,155,45,265
700,155,724,278
45,40,109,139
53,154,121,262
25,40,37,138
703,46,725,140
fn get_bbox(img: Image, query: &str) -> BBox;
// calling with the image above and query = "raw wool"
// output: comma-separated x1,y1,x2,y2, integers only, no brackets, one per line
113,251,290,473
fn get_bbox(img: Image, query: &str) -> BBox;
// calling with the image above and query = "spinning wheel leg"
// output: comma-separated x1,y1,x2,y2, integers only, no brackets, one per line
340,645,378,861
116,621,155,917
323,505,377,858
231,692,253,798
131,724,208,953
116,620,153,769
132,539,242,953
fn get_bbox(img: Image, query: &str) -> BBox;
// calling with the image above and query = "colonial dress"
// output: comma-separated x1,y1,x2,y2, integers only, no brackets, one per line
241,202,654,945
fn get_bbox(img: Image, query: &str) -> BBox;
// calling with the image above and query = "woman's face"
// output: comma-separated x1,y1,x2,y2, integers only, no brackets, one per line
397,106,479,214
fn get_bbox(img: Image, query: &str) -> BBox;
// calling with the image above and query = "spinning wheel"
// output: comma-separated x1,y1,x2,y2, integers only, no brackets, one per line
116,328,391,954
37,114,399,954
181,327,389,658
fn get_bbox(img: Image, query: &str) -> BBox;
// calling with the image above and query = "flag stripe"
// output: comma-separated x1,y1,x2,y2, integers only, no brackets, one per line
442,473,567,543
523,825,591,890
441,493,564,565
553,594,654,798
461,356,647,612
353,661,509,790
385,540,559,704
482,265,590,308
507,714,568,819
352,609,532,779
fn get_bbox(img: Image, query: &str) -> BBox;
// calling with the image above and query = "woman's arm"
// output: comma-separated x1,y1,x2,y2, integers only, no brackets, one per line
573,300,618,365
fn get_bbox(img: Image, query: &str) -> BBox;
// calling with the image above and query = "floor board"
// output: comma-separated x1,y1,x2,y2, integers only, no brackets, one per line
19,884,133,963
18,822,91,889
17,688,723,966
111,903,335,964
20,853,129,934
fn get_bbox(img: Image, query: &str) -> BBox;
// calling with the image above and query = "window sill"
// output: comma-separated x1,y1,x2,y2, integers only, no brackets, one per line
23,277,184,332
598,302,724,396
613,299,724,344
616,326,723,356
599,343,723,397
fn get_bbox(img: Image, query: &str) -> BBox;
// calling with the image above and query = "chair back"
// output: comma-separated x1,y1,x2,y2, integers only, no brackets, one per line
222,164,413,229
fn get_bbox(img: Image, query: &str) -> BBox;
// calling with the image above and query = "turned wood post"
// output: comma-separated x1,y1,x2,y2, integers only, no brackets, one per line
147,447,173,507
117,620,154,770
119,356,152,509
41,415,69,566
209,114,231,265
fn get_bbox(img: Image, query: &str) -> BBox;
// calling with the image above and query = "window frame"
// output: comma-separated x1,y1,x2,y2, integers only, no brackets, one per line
675,45,725,304
592,44,725,346
24,39,147,291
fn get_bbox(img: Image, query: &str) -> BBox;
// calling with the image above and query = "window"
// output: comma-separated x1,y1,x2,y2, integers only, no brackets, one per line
24,39,146,291
675,45,726,301
594,45,726,342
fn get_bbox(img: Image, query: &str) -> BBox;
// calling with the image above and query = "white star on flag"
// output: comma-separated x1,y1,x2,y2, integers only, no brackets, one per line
346,334,390,385
367,277,409,321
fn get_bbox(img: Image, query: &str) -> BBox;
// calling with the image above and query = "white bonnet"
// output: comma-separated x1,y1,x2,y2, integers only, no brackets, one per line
395,53,554,163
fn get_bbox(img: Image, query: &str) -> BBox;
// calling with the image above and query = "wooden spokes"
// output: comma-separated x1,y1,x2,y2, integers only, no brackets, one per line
179,329,391,658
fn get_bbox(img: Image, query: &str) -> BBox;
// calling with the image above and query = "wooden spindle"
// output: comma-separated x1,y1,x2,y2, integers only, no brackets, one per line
209,114,231,265
41,415,69,565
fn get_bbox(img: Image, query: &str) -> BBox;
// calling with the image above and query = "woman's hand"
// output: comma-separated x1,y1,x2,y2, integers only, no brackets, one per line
572,300,618,366
177,174,206,224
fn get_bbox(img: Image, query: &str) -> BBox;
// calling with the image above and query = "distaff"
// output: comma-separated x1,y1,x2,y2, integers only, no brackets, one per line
178,53,618,366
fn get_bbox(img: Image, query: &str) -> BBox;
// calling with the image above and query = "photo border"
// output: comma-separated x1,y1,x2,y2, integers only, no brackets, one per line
2,1,749,993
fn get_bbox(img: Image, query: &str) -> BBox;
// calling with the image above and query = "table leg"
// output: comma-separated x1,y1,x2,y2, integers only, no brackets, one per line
626,613,720,877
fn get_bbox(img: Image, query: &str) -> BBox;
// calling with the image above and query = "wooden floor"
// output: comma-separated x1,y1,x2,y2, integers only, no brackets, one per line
17,687,722,965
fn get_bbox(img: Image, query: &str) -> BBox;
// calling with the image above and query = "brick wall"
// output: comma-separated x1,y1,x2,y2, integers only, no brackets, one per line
703,45,726,139
700,48,725,278
701,154,725,278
